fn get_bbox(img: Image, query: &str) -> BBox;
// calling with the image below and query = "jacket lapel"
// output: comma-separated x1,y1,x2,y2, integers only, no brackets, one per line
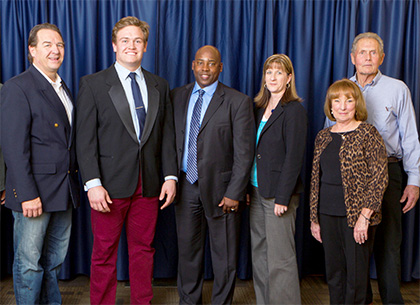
260,104,284,136
180,84,194,132
106,67,138,144
61,81,75,147
199,82,224,132
140,69,159,147
29,66,71,140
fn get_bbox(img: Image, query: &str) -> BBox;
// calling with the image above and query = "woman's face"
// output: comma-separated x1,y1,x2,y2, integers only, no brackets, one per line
331,91,357,124
265,64,291,96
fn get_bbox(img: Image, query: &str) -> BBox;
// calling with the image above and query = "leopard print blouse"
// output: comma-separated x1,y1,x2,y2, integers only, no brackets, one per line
310,122,388,227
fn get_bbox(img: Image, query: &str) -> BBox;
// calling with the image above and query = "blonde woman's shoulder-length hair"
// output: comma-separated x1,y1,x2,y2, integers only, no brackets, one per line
254,54,302,109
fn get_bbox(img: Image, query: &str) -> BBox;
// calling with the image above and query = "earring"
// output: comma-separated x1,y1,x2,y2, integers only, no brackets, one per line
286,83,290,89
264,83,267,88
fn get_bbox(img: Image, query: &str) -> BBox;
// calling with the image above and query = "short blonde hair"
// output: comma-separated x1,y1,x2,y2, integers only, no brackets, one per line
112,16,149,44
324,79,368,122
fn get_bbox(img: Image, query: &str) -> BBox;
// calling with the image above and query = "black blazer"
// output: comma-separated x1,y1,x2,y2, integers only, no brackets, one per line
254,100,307,205
1,65,80,212
172,82,255,217
76,65,177,198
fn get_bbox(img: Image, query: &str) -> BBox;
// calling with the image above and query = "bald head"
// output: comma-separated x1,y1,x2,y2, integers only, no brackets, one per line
195,45,221,62
192,45,223,88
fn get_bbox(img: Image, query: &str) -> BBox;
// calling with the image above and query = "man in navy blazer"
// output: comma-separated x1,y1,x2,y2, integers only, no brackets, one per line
171,45,255,304
76,17,177,304
1,23,80,304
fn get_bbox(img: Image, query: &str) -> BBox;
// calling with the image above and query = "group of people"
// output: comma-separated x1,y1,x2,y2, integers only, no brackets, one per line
0,16,418,305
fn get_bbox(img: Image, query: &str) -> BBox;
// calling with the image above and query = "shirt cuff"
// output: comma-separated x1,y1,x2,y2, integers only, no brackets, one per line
84,178,102,191
407,175,420,188
165,175,178,183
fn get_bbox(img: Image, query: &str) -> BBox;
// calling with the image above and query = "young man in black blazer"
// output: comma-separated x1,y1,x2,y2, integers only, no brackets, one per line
76,16,177,304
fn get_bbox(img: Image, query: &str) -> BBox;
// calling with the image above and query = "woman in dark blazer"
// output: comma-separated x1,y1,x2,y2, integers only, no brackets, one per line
249,54,307,304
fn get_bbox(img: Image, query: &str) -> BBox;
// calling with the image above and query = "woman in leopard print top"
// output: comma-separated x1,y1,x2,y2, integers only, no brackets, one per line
310,79,388,304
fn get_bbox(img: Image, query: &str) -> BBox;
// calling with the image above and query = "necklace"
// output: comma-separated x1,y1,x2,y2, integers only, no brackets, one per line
335,131,351,140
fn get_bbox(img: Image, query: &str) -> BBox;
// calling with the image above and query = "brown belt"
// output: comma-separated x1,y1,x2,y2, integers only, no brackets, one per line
387,157,401,163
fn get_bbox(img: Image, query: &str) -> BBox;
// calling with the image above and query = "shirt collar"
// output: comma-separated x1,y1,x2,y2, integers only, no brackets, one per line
193,80,218,97
114,61,144,81
33,64,62,86
352,70,382,87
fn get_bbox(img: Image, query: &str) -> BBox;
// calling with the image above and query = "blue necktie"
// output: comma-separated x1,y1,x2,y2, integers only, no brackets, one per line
186,89,205,184
129,72,146,140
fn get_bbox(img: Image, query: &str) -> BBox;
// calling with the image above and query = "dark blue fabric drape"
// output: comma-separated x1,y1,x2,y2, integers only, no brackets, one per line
1,0,419,282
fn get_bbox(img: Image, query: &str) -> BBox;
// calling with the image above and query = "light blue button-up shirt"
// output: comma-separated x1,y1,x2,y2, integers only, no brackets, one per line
181,81,218,173
325,71,420,186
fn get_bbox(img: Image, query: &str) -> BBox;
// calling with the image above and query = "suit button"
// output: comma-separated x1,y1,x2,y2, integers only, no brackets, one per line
68,171,71,174
257,154,261,160
75,169,78,173
54,123,59,127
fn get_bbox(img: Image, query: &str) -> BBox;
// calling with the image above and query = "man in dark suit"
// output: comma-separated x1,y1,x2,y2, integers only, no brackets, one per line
76,16,177,304
0,23,80,304
0,83,4,205
171,45,255,304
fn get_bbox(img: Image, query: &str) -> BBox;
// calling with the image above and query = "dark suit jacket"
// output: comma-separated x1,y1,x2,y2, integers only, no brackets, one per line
254,100,307,205
0,83,4,192
0,65,80,212
76,65,177,198
172,82,255,217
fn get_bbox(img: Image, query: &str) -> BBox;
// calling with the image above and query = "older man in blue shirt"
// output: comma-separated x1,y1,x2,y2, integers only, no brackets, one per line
326,32,420,304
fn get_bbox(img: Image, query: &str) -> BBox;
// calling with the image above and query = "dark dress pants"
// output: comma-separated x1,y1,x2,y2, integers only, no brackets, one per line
369,162,404,304
320,214,376,305
175,174,240,305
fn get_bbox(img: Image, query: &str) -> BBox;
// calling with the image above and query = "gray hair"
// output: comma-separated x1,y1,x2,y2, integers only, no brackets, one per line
351,32,384,55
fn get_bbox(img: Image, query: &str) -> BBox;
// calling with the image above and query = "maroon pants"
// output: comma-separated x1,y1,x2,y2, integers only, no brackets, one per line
90,174,158,305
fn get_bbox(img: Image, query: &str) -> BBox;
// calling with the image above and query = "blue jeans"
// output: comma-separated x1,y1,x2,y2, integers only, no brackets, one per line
12,208,72,305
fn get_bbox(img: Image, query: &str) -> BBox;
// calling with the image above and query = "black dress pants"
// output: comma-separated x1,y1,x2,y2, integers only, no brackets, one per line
175,173,240,305
320,214,376,305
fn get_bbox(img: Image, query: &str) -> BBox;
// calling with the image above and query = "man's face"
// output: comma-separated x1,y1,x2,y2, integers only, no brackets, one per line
192,47,223,88
351,38,384,77
29,29,64,79
113,25,147,71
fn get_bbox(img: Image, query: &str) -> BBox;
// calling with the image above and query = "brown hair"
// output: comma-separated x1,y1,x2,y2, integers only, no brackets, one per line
324,79,368,122
112,16,150,44
27,23,63,63
254,54,302,109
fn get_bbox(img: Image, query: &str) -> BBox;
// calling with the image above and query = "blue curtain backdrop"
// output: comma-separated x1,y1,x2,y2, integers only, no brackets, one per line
1,0,419,282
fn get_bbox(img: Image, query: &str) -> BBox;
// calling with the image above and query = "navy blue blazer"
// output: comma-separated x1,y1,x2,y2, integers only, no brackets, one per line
0,65,80,212
254,100,307,206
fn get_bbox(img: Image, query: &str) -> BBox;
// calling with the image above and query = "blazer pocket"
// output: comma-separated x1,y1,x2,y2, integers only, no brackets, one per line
221,171,232,183
32,163,57,175
270,169,282,186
